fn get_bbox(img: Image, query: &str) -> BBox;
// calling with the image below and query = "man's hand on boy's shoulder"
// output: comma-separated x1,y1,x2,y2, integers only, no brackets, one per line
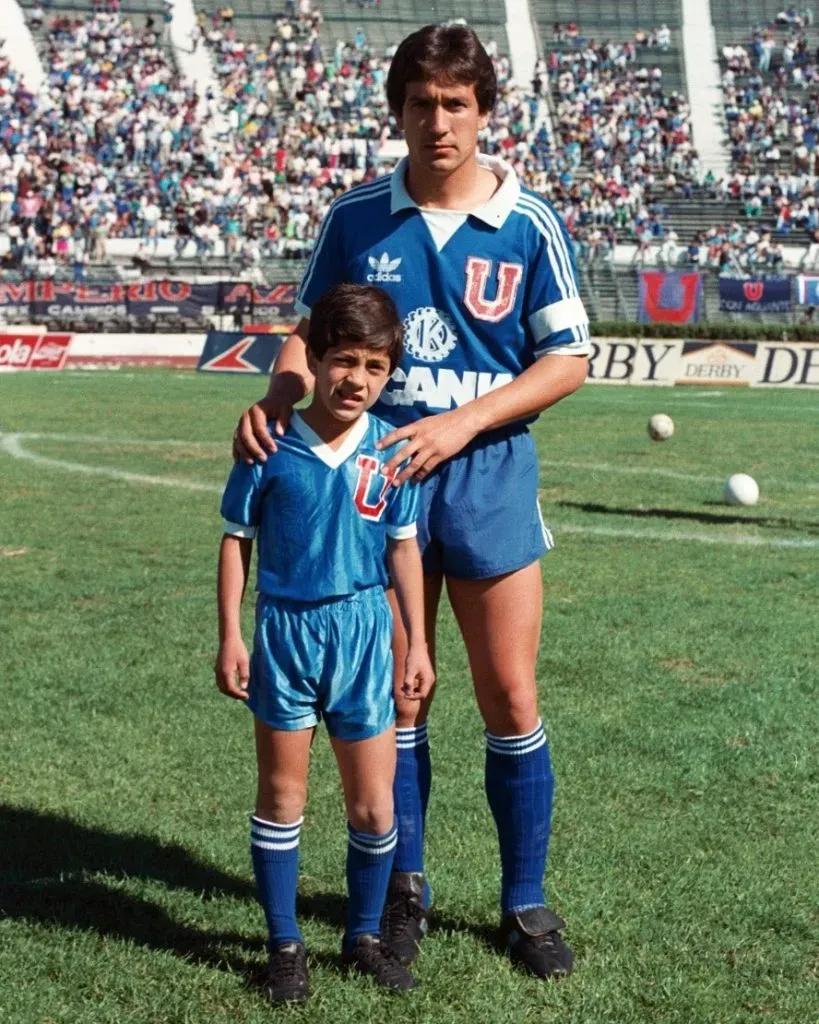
233,392,287,465
377,406,481,485
400,643,436,702
214,637,251,701
233,371,307,464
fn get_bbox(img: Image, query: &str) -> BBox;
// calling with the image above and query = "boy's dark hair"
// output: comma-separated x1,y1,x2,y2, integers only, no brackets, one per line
308,284,404,372
386,23,497,116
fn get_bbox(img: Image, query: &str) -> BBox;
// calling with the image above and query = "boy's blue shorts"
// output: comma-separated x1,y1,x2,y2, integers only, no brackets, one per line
416,425,554,580
248,587,395,741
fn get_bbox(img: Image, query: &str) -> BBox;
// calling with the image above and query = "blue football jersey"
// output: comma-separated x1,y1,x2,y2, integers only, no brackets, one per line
296,154,590,427
220,412,419,601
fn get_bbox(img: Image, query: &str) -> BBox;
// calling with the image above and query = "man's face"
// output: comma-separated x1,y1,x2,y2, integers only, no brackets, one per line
397,79,490,177
308,343,393,424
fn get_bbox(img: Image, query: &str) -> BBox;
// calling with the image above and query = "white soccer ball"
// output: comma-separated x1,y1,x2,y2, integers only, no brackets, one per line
647,413,674,441
724,473,760,506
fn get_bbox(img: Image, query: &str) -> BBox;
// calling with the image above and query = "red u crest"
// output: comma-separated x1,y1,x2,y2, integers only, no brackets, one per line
353,455,392,522
464,258,523,322
743,281,763,302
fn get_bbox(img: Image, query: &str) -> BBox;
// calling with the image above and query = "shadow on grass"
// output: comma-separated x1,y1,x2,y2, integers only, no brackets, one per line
0,805,346,986
558,500,819,533
0,806,503,977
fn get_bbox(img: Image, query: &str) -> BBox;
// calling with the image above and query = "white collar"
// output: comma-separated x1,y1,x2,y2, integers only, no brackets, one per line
389,152,520,228
290,411,369,470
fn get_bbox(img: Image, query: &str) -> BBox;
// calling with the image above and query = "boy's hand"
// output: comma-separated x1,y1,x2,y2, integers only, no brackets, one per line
214,638,251,701
400,643,435,701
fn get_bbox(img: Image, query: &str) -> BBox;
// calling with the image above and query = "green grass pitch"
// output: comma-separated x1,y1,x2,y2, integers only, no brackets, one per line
1,370,817,1024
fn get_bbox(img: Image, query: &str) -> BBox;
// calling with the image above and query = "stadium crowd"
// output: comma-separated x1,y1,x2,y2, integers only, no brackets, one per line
1,4,818,278
720,14,819,172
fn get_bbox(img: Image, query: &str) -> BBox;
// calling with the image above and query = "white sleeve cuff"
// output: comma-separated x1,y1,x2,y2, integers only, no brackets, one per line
386,523,418,540
529,296,589,342
535,342,591,358
223,520,257,539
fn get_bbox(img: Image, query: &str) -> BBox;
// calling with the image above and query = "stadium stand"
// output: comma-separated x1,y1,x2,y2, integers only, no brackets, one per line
1,0,818,330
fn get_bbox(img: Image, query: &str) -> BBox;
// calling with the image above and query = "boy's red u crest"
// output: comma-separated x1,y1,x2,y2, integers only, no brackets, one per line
464,258,523,322
353,455,392,521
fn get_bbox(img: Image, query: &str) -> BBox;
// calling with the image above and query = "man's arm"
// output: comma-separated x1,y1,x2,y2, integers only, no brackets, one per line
379,353,588,484
386,537,435,701
214,534,253,700
234,318,314,462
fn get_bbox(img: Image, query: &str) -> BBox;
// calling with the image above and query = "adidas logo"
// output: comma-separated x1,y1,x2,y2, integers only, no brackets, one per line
366,251,402,283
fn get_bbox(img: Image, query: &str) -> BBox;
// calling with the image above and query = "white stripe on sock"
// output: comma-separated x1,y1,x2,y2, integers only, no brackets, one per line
347,833,398,856
250,815,303,840
250,837,301,852
486,721,546,756
396,725,428,749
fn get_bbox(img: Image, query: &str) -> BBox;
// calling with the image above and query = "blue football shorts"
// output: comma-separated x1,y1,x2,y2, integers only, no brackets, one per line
248,586,395,741
416,424,553,580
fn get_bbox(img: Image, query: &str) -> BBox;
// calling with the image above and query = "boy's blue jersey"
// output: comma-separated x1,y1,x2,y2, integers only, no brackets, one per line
220,412,419,601
296,154,590,427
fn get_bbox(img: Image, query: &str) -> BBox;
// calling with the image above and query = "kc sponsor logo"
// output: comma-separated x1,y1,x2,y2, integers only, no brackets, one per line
402,306,458,363
366,252,402,283
0,332,71,372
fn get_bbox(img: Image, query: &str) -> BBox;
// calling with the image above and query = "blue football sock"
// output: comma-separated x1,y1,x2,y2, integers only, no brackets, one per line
250,815,303,947
345,821,397,945
393,724,431,878
484,721,554,913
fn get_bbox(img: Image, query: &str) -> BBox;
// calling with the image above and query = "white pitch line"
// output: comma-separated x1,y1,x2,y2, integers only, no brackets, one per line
0,431,225,449
555,523,819,550
539,458,819,492
2,433,816,549
0,434,221,493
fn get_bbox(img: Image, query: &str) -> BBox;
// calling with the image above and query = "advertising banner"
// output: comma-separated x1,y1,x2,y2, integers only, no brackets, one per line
718,277,792,313
675,341,761,384
588,338,819,388
0,332,71,371
219,283,298,318
0,281,298,319
796,275,819,305
126,281,220,317
638,271,702,324
198,330,285,374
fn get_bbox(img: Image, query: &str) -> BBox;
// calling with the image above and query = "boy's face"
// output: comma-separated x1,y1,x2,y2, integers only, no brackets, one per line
397,79,490,178
308,343,393,423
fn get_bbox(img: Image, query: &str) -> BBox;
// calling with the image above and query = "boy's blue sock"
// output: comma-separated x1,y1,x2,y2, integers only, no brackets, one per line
250,815,303,947
484,721,554,913
344,821,397,946
393,724,431,881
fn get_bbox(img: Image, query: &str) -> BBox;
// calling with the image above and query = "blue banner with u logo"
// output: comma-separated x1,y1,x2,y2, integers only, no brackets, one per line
719,277,791,313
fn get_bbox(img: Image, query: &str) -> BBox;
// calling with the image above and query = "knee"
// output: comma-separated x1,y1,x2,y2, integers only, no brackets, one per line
395,701,427,729
256,777,307,824
394,688,434,729
481,681,539,736
348,794,394,835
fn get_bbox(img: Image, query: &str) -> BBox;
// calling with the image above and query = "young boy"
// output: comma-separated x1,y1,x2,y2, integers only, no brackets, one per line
215,283,435,1004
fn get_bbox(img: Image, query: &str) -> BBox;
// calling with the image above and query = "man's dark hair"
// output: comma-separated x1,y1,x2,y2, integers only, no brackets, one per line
386,23,497,116
308,284,403,372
